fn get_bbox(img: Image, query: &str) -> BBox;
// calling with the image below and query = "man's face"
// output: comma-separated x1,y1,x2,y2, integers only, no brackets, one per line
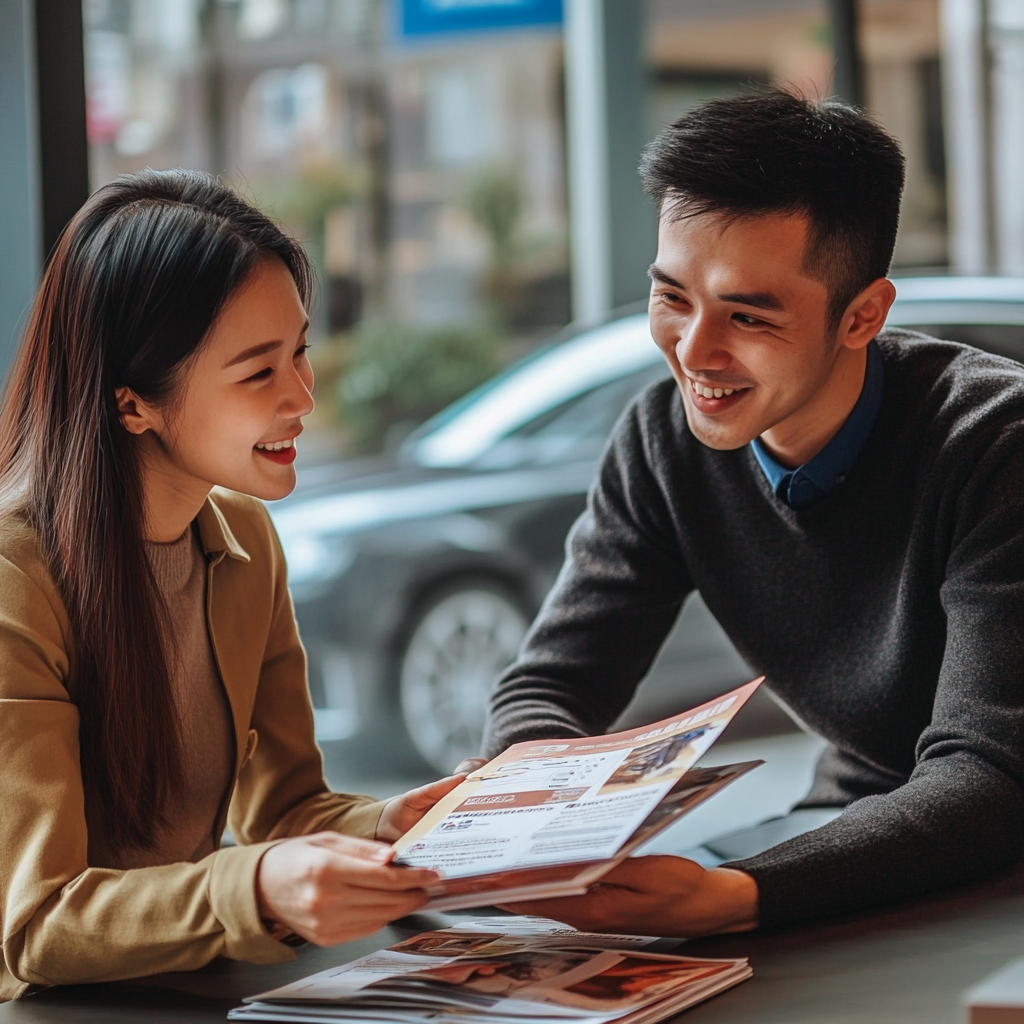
648,210,843,455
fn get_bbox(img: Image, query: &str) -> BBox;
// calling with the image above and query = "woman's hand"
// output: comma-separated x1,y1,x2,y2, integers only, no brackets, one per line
500,855,759,937
375,773,468,842
256,832,439,946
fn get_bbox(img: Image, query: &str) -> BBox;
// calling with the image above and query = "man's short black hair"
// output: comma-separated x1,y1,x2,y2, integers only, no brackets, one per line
639,89,906,329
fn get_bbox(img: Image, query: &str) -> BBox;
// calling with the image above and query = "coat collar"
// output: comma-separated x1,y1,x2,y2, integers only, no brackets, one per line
195,491,252,564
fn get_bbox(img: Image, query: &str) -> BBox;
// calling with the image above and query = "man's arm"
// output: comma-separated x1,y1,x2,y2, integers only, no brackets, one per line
508,429,1024,935
484,387,695,757
724,430,1024,928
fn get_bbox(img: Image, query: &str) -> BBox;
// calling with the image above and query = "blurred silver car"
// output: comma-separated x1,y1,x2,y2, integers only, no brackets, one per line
270,277,1024,773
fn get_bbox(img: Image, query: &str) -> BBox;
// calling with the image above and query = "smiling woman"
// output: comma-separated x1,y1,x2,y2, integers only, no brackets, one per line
0,169,462,1000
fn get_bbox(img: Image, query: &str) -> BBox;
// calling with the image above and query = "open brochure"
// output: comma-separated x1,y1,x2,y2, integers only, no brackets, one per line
230,916,751,1024
392,679,764,911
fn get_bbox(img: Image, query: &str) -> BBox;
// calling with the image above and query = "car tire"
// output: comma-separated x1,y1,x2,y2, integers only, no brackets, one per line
398,579,530,774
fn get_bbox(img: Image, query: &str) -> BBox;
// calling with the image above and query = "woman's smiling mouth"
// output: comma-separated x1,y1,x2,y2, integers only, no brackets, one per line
254,437,297,464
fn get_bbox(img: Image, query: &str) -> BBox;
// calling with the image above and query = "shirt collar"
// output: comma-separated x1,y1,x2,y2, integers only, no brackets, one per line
195,491,251,562
751,338,884,508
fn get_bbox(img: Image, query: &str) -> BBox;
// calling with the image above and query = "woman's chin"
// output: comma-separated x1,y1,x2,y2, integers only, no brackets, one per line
230,467,297,502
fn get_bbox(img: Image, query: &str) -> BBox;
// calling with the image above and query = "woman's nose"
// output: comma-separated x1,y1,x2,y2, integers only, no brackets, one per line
282,364,315,418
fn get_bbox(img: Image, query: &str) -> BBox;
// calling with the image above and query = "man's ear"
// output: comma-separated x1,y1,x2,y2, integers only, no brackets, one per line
837,277,897,351
115,386,163,436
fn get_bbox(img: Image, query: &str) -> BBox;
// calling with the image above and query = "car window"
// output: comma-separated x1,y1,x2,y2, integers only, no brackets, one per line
900,323,1024,363
472,364,670,469
407,314,658,468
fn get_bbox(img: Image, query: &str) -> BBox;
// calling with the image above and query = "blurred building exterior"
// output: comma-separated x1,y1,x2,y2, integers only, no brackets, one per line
3,0,1023,449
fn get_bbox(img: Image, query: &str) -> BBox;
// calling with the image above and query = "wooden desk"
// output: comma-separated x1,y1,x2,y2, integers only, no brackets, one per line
4,862,1024,1023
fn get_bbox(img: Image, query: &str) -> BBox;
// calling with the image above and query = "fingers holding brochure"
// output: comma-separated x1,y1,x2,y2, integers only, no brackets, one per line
256,832,440,946
376,773,470,842
500,854,760,938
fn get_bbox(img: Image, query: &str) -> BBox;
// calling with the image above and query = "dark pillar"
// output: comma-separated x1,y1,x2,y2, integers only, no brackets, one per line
827,0,865,107
565,0,654,322
0,0,41,371
34,0,90,261
603,0,655,311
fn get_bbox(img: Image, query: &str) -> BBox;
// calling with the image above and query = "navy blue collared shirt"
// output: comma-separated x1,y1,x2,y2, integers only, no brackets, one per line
751,339,884,509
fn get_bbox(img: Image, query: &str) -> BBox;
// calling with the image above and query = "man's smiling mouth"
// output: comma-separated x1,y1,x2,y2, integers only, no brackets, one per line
687,377,752,400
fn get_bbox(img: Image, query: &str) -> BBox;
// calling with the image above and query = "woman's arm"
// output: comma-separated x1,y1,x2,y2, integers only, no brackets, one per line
0,543,291,999
0,521,435,1000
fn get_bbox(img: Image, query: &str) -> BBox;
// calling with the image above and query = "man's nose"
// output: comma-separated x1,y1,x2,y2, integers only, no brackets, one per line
675,314,730,373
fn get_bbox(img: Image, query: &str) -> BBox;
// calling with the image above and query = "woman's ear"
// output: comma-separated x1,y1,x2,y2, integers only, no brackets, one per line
115,386,163,436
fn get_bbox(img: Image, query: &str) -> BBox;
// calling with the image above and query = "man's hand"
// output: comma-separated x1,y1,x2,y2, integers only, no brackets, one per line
256,833,439,946
501,855,759,937
376,774,467,842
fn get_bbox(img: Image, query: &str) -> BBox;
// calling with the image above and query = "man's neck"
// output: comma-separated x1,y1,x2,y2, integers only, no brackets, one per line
758,344,869,470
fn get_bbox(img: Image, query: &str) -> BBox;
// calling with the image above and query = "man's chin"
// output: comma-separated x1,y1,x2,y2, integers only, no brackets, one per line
682,407,757,451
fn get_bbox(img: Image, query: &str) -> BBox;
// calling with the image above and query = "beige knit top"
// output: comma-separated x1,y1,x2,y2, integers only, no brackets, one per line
106,523,235,869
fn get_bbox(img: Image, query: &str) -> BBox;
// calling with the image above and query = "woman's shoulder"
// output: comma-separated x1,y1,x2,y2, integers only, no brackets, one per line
0,507,62,601
0,508,72,696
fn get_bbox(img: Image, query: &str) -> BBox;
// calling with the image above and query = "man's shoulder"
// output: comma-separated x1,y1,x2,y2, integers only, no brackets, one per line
876,328,1024,442
877,327,1024,397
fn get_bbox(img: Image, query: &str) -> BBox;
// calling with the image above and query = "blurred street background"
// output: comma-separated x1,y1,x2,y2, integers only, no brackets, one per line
4,0,1024,826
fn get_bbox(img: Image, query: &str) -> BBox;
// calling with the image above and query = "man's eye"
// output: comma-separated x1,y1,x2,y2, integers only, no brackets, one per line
732,313,765,327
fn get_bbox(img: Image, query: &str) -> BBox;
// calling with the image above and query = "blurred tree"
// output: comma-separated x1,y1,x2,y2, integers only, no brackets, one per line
255,163,362,269
465,166,522,323
338,320,502,453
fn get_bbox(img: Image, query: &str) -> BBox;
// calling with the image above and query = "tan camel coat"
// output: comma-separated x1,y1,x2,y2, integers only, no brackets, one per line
0,489,384,1000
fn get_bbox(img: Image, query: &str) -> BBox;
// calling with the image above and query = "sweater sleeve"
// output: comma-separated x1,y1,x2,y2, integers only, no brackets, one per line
483,393,694,757
729,433,1024,928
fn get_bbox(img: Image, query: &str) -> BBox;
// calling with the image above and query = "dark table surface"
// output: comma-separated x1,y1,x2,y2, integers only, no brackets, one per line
4,861,1024,1024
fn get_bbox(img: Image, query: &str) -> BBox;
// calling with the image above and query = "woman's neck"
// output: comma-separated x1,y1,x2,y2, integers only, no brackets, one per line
136,435,212,543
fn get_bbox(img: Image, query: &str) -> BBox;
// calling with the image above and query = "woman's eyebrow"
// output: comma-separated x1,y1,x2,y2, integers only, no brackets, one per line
223,340,282,368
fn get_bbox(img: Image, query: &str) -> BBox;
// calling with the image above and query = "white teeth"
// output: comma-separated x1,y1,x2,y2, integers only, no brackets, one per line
255,438,295,451
690,378,741,399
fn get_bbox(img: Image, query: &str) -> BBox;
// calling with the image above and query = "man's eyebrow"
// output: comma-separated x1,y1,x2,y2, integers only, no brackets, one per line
647,264,683,288
717,291,785,311
223,322,310,368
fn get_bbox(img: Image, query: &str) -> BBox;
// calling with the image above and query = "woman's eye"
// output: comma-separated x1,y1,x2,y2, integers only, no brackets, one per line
294,343,311,358
243,367,273,383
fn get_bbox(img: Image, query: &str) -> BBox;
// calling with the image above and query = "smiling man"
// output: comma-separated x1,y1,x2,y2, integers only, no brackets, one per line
479,90,1024,936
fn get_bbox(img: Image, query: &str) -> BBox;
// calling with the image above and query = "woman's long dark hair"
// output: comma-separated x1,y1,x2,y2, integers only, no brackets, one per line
0,169,313,853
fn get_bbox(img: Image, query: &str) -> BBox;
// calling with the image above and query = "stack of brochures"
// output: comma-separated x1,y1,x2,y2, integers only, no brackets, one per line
392,678,765,910
230,916,751,1023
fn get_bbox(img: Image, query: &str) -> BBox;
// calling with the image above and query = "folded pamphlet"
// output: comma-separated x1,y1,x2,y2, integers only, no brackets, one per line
392,679,764,911
230,916,751,1023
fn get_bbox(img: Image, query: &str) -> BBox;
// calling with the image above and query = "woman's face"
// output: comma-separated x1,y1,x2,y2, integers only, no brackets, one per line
129,256,314,506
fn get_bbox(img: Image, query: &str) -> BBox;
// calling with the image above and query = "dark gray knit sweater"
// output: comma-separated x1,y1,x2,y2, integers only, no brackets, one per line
483,330,1024,928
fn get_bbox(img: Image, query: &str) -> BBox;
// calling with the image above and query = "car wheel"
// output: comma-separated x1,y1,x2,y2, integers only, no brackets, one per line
399,581,529,773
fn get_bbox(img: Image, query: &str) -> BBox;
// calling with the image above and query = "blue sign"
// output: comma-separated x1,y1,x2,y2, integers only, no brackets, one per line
399,0,563,37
